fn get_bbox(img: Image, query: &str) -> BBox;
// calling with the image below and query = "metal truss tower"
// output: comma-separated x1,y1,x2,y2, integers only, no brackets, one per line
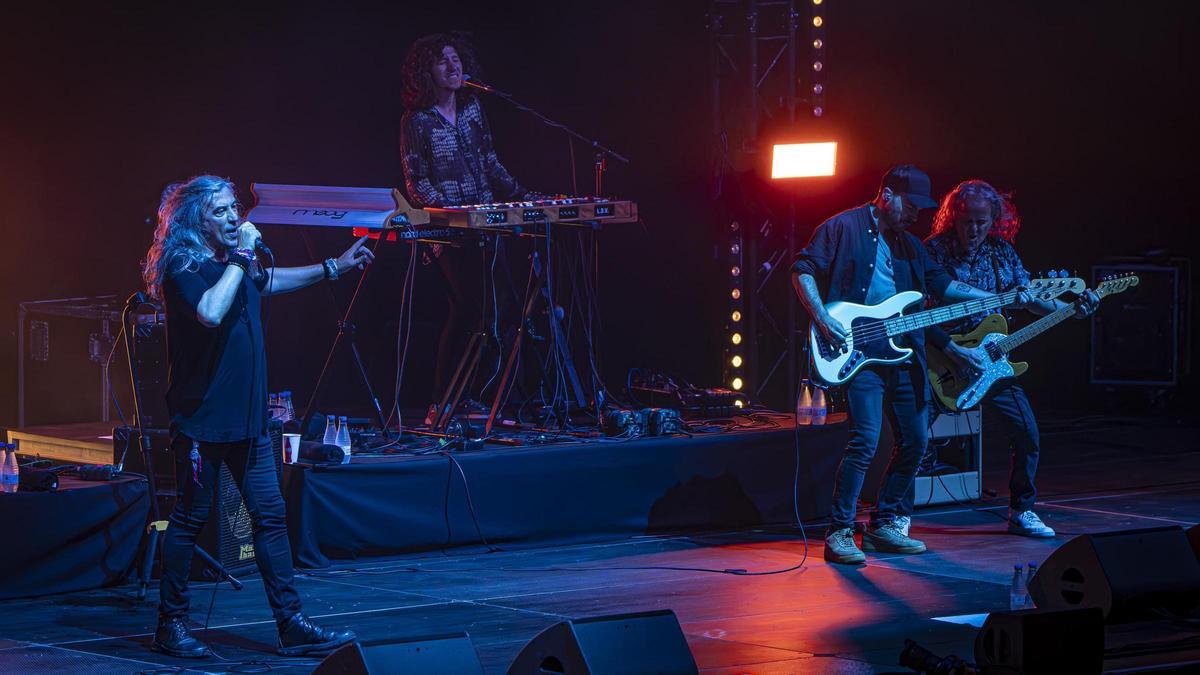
709,0,826,410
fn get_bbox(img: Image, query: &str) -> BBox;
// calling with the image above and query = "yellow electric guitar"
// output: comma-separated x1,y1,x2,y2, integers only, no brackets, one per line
927,274,1139,411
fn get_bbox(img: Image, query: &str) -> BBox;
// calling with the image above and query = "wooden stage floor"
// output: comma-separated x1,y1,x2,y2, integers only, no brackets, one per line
0,415,1196,673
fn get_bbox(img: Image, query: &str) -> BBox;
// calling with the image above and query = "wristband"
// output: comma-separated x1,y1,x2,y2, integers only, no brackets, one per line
323,258,339,281
228,252,253,272
233,247,257,262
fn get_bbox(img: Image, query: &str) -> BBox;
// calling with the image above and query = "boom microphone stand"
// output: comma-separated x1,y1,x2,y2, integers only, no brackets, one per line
121,293,242,600
462,75,629,194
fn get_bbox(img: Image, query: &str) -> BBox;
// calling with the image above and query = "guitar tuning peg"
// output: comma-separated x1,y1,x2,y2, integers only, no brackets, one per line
1046,270,1057,278
1059,269,1069,278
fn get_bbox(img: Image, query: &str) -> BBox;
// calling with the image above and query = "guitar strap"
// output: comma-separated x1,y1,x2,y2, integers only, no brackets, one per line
897,232,921,349
990,249,1005,320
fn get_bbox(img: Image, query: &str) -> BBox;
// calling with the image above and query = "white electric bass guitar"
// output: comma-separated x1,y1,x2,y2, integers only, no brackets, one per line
810,276,1085,385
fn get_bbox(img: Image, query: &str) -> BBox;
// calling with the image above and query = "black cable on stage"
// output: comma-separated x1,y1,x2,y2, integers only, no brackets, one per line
104,320,129,428
921,408,1014,525
440,451,497,553
101,318,136,472
381,241,418,440
469,234,505,410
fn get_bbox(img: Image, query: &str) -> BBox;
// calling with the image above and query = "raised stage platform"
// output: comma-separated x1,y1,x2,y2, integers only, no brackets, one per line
6,411,972,572
0,415,1195,673
281,415,852,568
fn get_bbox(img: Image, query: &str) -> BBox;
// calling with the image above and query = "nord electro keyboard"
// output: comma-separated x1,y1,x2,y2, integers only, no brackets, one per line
424,197,637,230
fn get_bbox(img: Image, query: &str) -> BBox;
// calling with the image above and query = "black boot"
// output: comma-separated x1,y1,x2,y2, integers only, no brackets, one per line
277,613,357,656
152,617,210,658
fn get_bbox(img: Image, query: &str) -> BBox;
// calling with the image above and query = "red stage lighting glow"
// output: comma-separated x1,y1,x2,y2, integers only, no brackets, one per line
771,142,837,179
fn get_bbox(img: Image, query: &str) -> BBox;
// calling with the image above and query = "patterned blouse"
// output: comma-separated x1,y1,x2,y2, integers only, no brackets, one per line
925,232,1031,333
399,97,527,208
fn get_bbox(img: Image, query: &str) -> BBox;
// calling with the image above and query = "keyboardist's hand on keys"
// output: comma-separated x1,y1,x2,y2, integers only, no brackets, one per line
335,235,375,274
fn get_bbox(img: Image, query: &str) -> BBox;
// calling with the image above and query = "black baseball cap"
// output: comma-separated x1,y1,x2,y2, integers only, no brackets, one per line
881,165,938,210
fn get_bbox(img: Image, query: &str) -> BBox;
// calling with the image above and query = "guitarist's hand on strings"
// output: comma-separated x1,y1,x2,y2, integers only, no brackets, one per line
814,312,849,353
1073,290,1100,319
944,341,989,375
1010,286,1035,309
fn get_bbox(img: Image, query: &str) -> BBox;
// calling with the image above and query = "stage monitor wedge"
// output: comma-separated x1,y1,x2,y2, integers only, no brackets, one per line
1028,526,1200,622
974,607,1104,674
313,632,483,674
507,609,697,675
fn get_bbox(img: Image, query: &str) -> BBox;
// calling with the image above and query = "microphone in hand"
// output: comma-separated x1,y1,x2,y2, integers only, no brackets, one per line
237,221,270,256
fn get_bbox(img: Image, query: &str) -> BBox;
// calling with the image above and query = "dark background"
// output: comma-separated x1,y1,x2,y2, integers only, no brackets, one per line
2,1,1196,428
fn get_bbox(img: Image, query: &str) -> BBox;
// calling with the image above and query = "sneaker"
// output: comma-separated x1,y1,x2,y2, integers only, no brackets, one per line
863,522,927,554
152,616,210,659
824,527,866,565
277,613,357,656
1008,510,1055,538
894,515,912,537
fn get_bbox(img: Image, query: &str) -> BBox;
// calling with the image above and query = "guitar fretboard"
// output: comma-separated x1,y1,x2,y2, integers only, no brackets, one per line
996,278,1131,354
884,289,1023,337
996,304,1075,353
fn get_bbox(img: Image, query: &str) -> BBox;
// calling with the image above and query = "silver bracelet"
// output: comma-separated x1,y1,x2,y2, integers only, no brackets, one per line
323,258,339,281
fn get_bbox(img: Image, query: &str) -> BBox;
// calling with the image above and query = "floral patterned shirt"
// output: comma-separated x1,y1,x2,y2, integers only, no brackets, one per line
399,97,527,208
925,233,1031,334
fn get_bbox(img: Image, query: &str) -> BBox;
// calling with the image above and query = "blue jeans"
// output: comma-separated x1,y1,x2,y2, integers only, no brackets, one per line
990,382,1040,512
828,364,928,534
904,380,1041,514
158,432,302,624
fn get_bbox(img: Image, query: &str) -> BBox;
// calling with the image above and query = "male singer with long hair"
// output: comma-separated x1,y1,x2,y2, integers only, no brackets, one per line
142,174,369,658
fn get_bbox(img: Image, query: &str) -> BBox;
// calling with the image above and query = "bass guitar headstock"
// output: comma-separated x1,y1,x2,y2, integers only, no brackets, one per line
1025,270,1086,303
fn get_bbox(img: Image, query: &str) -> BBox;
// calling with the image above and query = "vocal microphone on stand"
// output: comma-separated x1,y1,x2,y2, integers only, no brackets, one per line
462,74,502,95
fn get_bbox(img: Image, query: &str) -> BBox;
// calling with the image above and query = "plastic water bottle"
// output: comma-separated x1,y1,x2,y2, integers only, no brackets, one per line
269,392,280,417
812,386,827,426
796,381,813,426
0,446,12,494
1,444,19,494
1010,564,1027,610
336,416,352,464
322,415,338,446
282,391,295,422
1025,562,1038,608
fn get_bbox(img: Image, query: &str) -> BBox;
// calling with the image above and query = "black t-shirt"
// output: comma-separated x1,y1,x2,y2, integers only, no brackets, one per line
163,255,268,442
